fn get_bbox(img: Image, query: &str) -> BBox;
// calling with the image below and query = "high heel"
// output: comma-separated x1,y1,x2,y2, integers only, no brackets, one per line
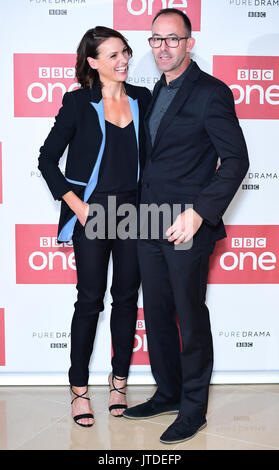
108,373,127,417
70,386,94,427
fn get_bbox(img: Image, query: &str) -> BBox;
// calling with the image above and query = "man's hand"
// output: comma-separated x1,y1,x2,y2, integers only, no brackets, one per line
166,208,203,245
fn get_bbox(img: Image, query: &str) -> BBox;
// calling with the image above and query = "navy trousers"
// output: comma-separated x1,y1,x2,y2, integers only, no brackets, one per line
68,192,140,386
137,238,215,421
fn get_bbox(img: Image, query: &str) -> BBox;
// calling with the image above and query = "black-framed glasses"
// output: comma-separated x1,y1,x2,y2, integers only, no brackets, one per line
148,36,189,48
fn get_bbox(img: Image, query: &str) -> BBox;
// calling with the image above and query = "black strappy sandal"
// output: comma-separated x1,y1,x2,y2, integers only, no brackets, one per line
108,373,128,417
70,386,94,427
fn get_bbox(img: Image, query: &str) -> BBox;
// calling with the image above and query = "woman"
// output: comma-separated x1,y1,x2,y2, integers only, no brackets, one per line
38,26,151,427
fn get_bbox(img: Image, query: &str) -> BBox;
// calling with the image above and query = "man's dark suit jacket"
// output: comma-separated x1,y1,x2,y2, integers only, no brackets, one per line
38,82,151,242
140,61,249,246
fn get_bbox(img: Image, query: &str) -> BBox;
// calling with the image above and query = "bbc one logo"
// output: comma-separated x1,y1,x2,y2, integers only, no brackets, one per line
14,54,79,117
208,226,279,284
213,56,279,119
112,308,150,365
130,308,150,365
16,225,77,284
113,0,201,31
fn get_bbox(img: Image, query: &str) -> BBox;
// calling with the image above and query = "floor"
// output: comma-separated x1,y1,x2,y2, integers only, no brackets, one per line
0,384,278,451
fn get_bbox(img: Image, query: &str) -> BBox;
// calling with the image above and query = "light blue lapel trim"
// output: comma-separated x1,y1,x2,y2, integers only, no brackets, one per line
57,96,139,243
57,213,77,242
65,177,87,186
128,96,140,182
84,101,106,202
57,100,106,243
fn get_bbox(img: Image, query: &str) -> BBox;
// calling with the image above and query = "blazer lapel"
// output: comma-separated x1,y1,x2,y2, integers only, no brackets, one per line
148,62,201,155
127,95,140,182
144,79,162,124
144,79,162,154
124,83,141,181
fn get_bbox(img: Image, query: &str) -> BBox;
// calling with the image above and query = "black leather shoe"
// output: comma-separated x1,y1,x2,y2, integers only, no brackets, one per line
160,415,207,444
123,398,180,420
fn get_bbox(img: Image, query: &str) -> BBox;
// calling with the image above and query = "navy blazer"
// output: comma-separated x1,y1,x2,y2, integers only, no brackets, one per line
38,82,151,242
141,61,249,245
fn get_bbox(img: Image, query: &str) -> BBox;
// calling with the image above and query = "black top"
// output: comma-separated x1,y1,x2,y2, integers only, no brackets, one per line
93,120,138,195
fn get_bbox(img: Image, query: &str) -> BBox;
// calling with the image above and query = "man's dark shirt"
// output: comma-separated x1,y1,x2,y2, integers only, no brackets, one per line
148,61,194,146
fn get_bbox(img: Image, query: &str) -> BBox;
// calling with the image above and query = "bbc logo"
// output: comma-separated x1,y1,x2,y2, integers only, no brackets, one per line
237,69,273,81
248,12,266,17
39,237,73,248
49,10,67,16
231,238,266,248
38,67,75,79
242,184,260,190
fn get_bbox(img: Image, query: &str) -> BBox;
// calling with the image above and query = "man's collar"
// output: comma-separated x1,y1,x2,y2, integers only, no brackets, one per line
160,60,194,89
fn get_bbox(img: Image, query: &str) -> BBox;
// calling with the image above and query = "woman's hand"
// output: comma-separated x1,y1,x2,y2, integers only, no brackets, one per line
77,201,89,227
62,191,89,227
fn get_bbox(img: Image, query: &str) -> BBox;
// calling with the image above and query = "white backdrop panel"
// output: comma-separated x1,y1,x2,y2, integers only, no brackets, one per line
0,0,278,385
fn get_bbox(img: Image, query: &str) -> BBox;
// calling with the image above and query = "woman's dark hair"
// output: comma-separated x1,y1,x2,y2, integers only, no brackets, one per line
76,26,133,88
152,8,192,37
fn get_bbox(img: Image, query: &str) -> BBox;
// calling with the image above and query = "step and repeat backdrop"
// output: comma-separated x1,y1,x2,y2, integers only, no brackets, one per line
0,0,279,385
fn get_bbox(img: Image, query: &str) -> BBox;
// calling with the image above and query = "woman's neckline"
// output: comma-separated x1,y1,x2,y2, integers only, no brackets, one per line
105,120,133,129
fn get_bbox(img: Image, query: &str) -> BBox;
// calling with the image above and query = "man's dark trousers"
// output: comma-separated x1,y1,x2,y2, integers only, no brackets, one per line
138,237,215,421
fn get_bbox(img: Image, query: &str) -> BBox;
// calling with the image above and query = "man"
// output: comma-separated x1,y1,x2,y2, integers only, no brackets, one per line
123,8,249,444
